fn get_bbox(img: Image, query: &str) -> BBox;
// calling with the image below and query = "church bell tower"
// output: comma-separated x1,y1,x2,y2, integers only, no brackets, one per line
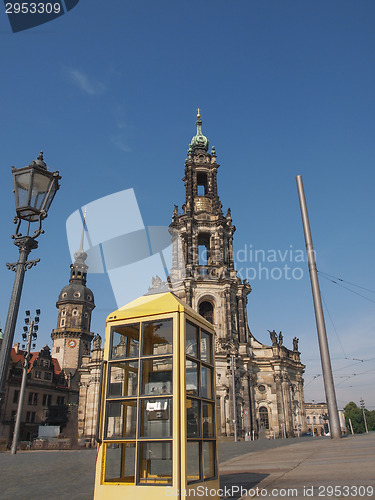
170,110,251,344
51,218,95,382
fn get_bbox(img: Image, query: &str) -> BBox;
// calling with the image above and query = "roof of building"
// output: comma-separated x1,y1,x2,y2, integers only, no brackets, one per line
10,347,62,374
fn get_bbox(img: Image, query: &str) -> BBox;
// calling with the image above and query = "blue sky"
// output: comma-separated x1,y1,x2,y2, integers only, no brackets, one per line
0,0,374,411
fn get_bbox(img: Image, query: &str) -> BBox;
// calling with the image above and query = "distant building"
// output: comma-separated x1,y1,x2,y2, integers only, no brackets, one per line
304,402,347,435
304,402,328,435
0,344,70,445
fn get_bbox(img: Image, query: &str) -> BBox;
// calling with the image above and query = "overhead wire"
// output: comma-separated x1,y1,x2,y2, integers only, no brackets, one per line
318,271,375,294
320,291,348,359
318,272,375,304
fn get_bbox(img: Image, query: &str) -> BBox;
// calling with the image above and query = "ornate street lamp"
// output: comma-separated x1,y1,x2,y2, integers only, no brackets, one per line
0,152,60,405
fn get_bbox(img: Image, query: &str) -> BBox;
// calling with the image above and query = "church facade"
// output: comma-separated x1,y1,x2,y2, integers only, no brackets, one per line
167,112,306,438
54,113,307,442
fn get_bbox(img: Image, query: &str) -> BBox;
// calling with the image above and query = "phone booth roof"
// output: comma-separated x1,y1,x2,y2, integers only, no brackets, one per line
106,292,213,329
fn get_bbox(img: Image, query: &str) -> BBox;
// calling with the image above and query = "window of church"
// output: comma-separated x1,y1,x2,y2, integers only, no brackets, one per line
62,292,67,298
258,384,266,393
61,310,66,317
259,406,269,430
199,302,214,324
60,319,65,327
198,233,210,266
197,172,208,195
56,347,60,353
74,292,81,298
72,309,78,316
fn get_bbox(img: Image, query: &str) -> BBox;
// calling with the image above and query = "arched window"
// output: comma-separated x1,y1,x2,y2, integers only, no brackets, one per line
198,233,210,266
259,406,269,430
199,301,214,324
197,172,208,196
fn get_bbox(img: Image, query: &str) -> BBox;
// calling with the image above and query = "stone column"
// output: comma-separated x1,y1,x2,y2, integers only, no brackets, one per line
273,373,285,437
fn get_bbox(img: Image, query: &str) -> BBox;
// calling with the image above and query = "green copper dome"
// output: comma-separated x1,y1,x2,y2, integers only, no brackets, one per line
189,110,209,152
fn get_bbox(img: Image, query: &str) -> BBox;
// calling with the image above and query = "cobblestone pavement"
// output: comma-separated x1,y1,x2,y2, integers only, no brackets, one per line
219,433,375,499
0,435,373,500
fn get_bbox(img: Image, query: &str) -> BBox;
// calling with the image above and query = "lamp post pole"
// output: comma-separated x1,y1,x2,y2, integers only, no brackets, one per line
0,238,38,401
0,152,60,413
10,310,39,455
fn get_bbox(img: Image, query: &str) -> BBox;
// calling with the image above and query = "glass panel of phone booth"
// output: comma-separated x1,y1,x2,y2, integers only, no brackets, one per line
111,323,140,359
138,441,172,485
104,443,136,483
105,400,137,439
108,361,138,398
142,319,173,356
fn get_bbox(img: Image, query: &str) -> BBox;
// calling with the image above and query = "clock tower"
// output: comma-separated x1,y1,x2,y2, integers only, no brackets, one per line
51,226,95,386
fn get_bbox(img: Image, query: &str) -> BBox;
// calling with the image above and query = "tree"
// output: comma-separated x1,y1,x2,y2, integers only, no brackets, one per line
344,401,375,433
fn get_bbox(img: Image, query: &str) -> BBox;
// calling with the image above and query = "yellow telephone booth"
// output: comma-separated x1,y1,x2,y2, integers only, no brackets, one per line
94,292,220,499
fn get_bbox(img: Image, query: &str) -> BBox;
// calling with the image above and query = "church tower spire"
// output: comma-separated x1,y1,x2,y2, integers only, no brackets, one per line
51,211,95,384
170,112,251,343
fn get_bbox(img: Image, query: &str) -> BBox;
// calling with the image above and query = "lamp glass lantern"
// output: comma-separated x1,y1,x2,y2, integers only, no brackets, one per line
12,154,61,222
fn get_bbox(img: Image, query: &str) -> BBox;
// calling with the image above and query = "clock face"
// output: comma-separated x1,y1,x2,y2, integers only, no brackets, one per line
68,340,77,348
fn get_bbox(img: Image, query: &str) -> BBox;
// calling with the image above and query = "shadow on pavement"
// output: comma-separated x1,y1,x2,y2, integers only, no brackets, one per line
219,472,268,499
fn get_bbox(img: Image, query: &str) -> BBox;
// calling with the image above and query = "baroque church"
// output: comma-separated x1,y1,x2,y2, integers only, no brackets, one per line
49,112,306,444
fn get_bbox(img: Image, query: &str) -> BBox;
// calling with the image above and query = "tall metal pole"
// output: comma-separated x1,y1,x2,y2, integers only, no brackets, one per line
296,175,341,439
349,418,354,435
10,320,34,455
360,398,369,433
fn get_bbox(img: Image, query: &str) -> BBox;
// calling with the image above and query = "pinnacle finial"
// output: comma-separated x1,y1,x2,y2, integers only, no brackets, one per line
38,150,44,161
197,108,201,119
